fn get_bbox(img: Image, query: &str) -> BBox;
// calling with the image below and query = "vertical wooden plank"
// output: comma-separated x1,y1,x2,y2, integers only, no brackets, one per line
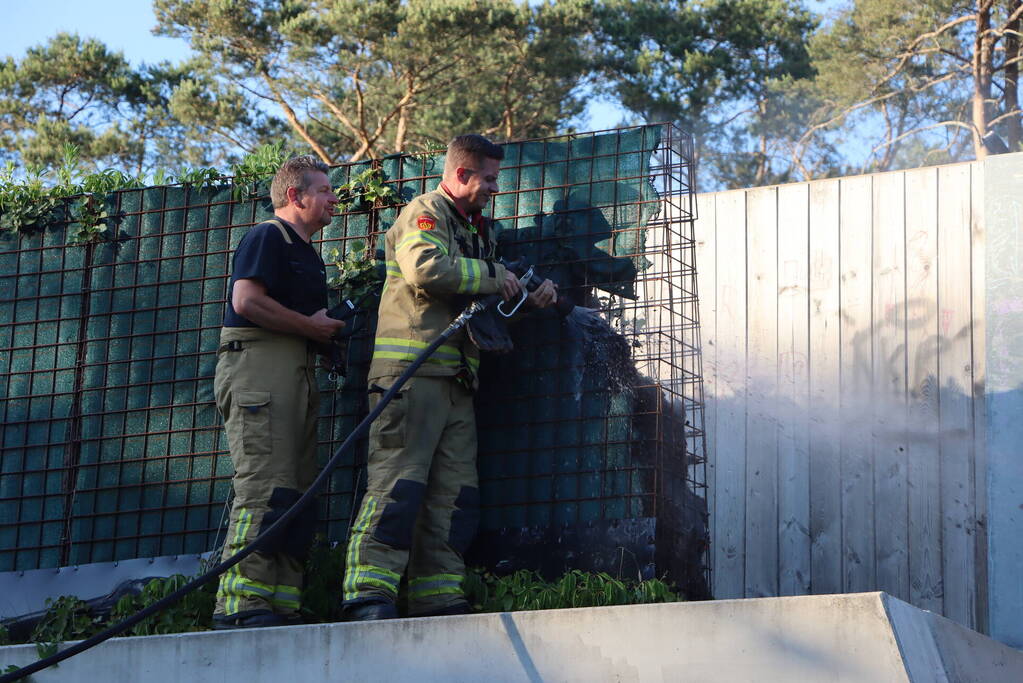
695,193,718,569
969,161,988,633
744,186,779,597
904,166,942,614
872,171,909,601
777,183,811,595
808,178,842,595
937,163,976,628
839,174,875,593
712,189,748,599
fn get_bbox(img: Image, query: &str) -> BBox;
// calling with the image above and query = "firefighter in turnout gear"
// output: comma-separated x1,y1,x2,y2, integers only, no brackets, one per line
342,135,558,620
211,156,345,630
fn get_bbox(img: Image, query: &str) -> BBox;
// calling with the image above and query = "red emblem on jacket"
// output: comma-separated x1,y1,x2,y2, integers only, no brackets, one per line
417,215,436,231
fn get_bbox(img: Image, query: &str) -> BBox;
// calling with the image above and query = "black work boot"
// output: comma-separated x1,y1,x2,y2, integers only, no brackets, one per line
342,599,399,622
414,601,472,618
212,609,289,630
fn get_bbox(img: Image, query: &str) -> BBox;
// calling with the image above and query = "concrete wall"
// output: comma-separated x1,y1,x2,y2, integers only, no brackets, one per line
982,154,1023,648
3,593,1021,681
694,159,995,634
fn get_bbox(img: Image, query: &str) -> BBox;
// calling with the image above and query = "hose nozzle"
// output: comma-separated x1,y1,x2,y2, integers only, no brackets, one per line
500,257,575,317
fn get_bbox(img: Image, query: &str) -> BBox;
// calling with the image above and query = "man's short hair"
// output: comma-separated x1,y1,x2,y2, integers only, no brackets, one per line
445,134,504,174
270,155,330,208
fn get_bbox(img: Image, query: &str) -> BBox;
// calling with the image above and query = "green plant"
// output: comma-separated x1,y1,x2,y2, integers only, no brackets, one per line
409,150,439,164
30,596,104,659
80,169,143,195
108,575,216,636
0,144,144,239
0,162,64,236
336,166,397,213
67,194,111,244
18,575,216,662
150,168,173,186
0,142,375,240
0,622,10,646
54,145,141,196
464,568,681,613
176,167,227,191
300,537,346,623
231,142,289,200
327,238,383,303
51,143,82,197
0,563,679,661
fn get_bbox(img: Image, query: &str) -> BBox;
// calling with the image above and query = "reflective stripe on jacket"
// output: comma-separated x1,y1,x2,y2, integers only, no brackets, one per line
368,187,506,386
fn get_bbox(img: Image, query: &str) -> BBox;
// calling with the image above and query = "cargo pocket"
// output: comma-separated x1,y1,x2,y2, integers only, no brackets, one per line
236,391,272,455
369,384,406,449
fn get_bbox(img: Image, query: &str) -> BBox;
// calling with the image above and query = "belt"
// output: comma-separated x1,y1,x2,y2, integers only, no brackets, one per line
218,339,319,354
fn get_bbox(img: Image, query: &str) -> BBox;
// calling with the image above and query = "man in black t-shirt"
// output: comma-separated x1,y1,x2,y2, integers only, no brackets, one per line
211,155,345,629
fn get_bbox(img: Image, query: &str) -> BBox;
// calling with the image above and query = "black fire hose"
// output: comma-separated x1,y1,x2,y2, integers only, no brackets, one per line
0,300,493,683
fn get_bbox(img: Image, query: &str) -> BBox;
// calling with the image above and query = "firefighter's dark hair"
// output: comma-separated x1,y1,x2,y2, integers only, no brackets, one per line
445,134,504,174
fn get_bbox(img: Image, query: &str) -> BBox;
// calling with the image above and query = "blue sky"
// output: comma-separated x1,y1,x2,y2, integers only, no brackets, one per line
1,2,193,66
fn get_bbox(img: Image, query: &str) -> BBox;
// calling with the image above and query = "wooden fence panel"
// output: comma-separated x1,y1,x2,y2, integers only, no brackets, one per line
693,161,985,629
872,171,909,601
711,190,748,599
838,175,876,594
808,179,842,596
903,167,943,614
777,183,811,596
696,195,718,561
744,187,779,597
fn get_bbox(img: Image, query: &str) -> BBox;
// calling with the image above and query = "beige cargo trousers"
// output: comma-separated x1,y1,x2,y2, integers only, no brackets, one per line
212,326,319,618
343,373,479,615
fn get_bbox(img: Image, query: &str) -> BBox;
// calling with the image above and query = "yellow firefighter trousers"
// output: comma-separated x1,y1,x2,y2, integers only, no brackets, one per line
212,327,319,617
343,374,480,615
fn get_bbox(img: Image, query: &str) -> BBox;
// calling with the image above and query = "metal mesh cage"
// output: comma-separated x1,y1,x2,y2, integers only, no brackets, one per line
0,124,706,591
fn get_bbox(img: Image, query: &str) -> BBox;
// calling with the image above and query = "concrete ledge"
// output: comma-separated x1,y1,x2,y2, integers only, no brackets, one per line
2,592,1020,681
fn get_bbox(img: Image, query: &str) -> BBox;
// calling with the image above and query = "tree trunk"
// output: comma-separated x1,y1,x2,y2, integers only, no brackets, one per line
263,75,333,164
393,105,408,154
754,98,769,186
972,1,995,159
878,100,896,171
392,75,414,154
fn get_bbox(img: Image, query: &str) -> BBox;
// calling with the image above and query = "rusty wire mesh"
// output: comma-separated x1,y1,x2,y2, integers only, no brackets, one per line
0,124,706,588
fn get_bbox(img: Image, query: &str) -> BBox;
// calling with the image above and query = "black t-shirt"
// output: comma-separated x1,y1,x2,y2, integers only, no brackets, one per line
223,219,328,327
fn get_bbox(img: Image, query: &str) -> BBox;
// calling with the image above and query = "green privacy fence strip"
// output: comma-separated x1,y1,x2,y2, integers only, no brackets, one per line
0,125,698,571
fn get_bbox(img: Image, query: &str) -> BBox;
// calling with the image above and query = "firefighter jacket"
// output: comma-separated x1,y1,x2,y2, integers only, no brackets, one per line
368,187,508,387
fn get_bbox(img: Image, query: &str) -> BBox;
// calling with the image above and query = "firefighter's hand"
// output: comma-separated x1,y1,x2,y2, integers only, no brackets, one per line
309,308,346,344
501,269,523,301
527,279,558,309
